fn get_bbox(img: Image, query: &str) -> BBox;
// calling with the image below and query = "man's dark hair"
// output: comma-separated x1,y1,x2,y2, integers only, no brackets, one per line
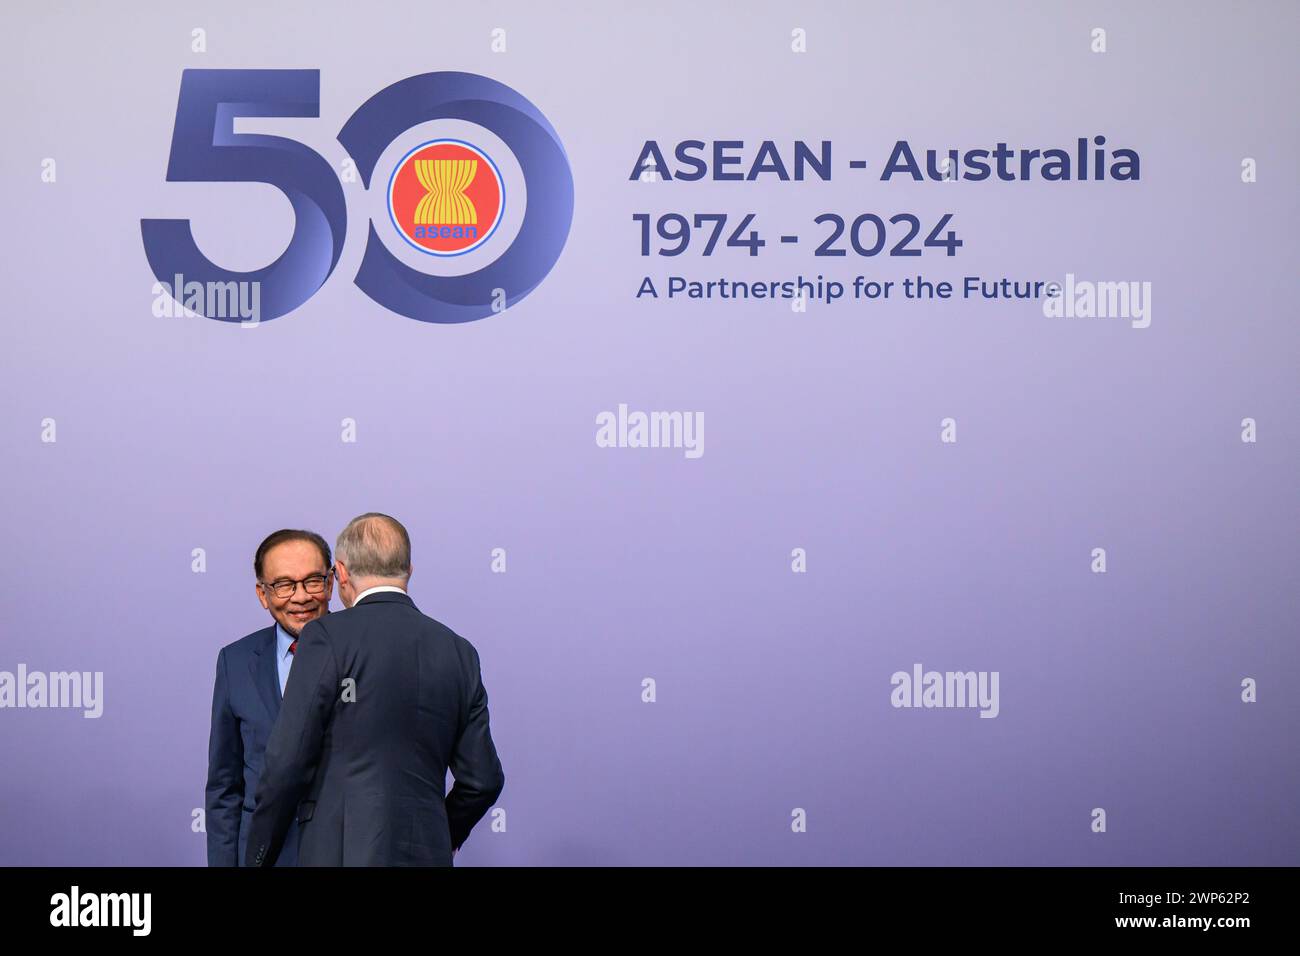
253,529,332,581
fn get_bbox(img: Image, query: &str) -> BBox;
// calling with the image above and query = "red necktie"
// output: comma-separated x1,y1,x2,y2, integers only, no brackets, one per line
289,639,298,656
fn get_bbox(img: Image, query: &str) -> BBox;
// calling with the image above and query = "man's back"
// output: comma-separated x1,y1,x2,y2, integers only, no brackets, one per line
246,590,505,866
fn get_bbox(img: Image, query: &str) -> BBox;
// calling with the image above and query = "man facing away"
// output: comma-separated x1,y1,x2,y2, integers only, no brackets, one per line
245,512,505,866
206,529,335,866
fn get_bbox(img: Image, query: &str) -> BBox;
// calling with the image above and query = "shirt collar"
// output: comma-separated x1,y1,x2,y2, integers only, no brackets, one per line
353,585,407,605
275,622,296,659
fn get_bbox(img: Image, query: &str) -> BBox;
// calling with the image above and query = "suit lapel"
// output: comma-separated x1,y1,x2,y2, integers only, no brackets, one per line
249,626,281,721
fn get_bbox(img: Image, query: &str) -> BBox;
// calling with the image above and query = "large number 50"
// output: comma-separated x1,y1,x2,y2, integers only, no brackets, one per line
141,69,574,323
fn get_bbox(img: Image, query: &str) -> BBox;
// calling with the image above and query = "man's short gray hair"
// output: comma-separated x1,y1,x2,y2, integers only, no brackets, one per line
336,513,412,580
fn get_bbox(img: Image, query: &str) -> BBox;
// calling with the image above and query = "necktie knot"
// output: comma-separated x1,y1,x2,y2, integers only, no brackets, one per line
289,639,298,656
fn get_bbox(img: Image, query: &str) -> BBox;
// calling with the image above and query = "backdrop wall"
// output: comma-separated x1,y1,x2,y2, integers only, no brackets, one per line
1,0,1296,865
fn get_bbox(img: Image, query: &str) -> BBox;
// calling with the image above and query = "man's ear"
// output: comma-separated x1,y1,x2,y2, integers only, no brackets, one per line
255,583,270,611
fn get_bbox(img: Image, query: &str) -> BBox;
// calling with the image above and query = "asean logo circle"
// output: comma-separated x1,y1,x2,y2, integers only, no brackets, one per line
343,71,575,323
387,139,505,257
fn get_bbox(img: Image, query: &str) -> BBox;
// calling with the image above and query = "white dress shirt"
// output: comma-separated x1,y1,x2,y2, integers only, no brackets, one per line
353,585,407,604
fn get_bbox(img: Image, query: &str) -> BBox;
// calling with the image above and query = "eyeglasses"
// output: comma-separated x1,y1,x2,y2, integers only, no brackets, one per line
260,570,332,600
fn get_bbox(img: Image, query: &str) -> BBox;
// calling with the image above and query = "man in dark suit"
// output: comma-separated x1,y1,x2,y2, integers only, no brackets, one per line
205,529,335,866
245,512,505,867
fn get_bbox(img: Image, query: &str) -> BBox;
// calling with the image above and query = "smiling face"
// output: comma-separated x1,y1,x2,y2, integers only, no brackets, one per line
255,539,333,636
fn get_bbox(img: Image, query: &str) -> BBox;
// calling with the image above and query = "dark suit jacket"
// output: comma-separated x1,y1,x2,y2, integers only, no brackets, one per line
205,625,300,866
245,591,505,866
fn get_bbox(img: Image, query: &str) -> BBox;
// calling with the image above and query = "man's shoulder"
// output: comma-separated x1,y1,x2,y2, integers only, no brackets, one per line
416,612,483,665
417,609,460,637
407,607,471,646
218,624,276,662
353,601,476,653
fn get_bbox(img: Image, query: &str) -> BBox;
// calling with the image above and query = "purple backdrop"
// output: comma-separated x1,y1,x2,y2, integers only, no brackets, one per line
1,0,1296,865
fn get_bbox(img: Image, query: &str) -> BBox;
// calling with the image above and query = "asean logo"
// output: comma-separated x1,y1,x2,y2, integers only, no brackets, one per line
387,139,505,256
142,70,574,323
